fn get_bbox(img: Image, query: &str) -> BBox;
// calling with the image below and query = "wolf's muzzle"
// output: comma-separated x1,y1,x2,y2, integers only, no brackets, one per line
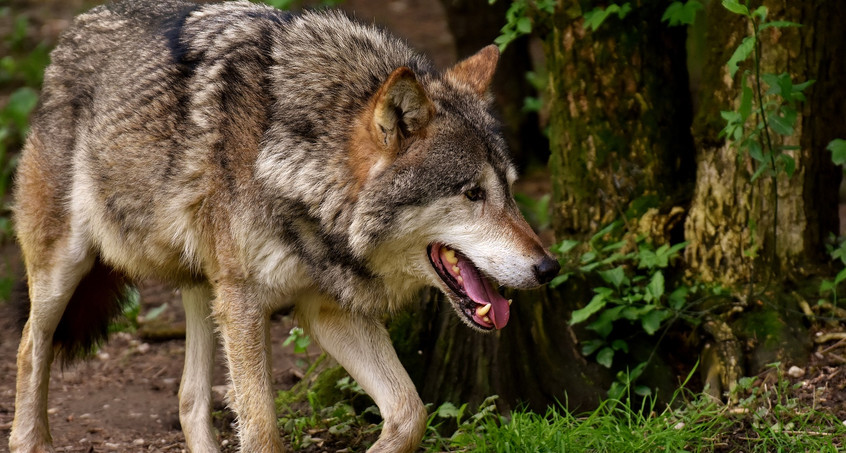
533,255,561,285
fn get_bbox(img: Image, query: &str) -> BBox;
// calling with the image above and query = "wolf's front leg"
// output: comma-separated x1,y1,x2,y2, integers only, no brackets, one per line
297,293,427,453
213,283,287,453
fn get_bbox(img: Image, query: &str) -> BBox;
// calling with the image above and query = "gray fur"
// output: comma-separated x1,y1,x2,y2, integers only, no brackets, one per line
11,2,557,452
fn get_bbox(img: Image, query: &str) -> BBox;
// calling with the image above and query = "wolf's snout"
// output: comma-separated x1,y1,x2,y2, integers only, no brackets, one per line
533,255,560,284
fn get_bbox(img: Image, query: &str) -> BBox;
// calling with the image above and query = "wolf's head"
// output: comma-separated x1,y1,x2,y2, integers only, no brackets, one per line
349,45,560,331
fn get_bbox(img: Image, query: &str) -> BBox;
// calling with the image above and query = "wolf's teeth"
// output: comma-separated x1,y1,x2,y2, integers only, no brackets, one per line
452,265,460,274
483,316,491,323
508,299,512,306
476,303,491,317
444,249,458,264
456,276,463,284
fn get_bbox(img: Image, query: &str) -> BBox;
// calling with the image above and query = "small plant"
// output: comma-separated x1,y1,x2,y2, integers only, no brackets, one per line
282,325,313,369
553,221,688,372
822,138,846,305
490,0,555,51
277,368,380,451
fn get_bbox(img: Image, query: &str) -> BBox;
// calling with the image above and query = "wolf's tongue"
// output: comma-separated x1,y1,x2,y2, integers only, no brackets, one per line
457,259,510,329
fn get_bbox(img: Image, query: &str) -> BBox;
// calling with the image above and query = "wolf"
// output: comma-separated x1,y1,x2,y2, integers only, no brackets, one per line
9,1,560,452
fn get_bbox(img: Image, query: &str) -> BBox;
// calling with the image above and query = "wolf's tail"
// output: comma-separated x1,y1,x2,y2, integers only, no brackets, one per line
16,257,132,364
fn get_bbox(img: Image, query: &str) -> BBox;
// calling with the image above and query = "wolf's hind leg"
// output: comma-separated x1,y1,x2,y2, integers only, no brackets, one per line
179,285,220,452
10,251,95,453
297,293,427,453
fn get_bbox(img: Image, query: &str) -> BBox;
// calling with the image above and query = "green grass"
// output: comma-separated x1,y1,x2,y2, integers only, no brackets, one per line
276,365,845,452
429,384,845,453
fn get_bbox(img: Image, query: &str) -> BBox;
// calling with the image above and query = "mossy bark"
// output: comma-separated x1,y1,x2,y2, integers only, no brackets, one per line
683,0,844,392
684,0,845,286
545,1,695,238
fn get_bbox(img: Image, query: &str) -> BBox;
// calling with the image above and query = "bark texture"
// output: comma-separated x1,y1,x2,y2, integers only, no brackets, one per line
684,0,845,286
682,0,844,391
545,0,695,238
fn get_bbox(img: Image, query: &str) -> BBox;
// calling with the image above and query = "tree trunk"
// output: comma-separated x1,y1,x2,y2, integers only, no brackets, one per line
391,284,611,413
683,0,845,395
438,0,548,168
684,0,844,286
546,0,695,238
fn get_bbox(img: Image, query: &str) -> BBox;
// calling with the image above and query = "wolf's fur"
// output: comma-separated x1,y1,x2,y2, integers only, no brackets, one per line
9,1,559,452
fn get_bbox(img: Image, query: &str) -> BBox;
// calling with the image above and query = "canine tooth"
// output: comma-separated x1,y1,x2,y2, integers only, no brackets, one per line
452,265,460,274
444,249,458,264
476,303,491,317
483,316,491,323
508,299,512,306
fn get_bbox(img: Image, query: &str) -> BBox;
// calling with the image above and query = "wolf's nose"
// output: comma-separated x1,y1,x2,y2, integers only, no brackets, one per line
533,256,561,284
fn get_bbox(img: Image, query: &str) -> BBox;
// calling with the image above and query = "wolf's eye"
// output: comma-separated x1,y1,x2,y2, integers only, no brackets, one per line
464,187,486,201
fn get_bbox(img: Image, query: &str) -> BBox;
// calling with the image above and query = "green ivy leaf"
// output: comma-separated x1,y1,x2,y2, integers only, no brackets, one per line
435,402,460,419
778,153,796,178
580,339,605,356
611,339,629,353
721,0,749,16
768,112,794,136
549,272,571,289
599,266,627,288
587,305,623,338
516,16,532,34
646,271,665,302
640,308,668,335
597,347,615,368
554,239,580,255
827,139,846,166
750,5,767,21
569,288,612,325
739,82,753,122
583,3,632,31
661,0,703,26
727,36,755,78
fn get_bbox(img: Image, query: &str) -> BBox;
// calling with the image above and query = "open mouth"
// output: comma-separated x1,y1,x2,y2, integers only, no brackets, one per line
427,242,511,330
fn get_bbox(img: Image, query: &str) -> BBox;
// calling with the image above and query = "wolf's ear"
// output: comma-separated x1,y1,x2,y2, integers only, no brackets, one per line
445,44,499,95
371,66,434,152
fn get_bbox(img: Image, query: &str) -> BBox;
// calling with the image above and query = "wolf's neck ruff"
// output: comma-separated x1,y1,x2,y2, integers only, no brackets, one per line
429,243,511,329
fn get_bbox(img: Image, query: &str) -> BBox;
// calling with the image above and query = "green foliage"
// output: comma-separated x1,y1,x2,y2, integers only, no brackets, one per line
552,221,689,372
419,367,845,452
490,0,555,51
108,287,142,333
827,138,846,166
584,1,704,32
283,326,314,369
719,3,811,183
0,10,51,244
661,0,703,26
823,139,846,305
582,3,632,31
421,396,501,451
276,367,380,450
